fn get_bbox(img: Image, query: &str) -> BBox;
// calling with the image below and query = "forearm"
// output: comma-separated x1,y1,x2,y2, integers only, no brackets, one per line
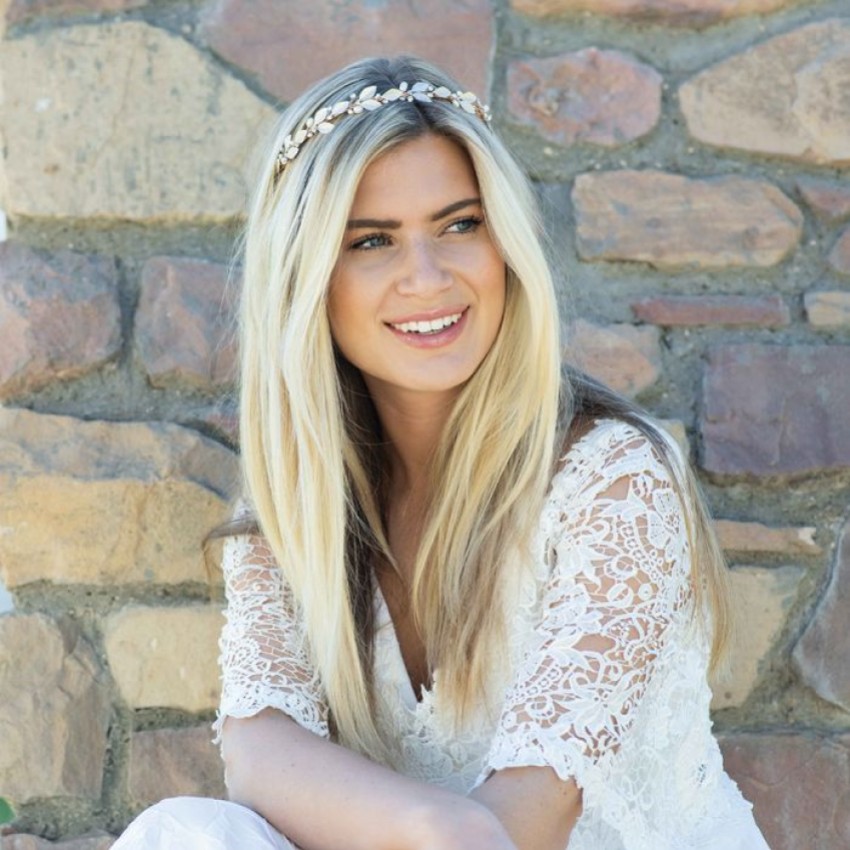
471,766,582,850
222,708,516,850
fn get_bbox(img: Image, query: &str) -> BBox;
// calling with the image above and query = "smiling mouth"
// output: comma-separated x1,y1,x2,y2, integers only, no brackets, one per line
387,311,464,335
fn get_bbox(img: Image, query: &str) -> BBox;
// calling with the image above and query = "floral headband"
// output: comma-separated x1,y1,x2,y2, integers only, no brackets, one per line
274,80,492,181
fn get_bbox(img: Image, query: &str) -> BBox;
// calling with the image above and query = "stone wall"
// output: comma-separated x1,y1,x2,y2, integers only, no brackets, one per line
0,1,848,848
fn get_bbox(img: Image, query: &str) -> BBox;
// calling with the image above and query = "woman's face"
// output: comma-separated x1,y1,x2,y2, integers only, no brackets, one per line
327,133,506,408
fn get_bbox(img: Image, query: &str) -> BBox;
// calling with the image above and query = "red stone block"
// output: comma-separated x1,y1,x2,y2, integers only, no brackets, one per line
507,49,661,148
129,726,226,810
0,243,121,399
200,0,494,102
510,0,798,26
632,294,789,327
721,733,850,850
797,177,850,223
701,344,850,475
135,257,237,391
793,518,850,711
828,227,850,276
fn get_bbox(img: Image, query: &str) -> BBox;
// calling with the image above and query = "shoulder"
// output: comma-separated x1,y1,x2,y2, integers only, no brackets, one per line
543,417,688,532
558,417,679,485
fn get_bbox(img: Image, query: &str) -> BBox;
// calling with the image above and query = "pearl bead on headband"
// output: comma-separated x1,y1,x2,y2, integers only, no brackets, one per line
273,80,492,181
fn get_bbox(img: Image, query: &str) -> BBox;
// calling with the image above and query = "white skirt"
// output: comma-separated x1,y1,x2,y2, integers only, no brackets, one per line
113,793,770,850
112,797,295,850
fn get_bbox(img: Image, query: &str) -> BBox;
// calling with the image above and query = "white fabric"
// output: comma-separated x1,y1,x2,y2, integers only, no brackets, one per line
119,419,771,850
113,797,296,849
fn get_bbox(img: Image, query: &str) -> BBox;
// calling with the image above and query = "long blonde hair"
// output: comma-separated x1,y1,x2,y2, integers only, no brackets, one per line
234,55,729,764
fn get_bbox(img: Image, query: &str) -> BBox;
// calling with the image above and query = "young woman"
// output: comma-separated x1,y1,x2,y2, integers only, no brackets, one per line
114,56,770,850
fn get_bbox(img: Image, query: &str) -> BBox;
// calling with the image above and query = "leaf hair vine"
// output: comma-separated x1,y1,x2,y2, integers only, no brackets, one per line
273,81,492,182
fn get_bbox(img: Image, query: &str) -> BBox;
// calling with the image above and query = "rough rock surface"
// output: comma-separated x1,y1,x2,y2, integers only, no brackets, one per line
507,49,661,147
0,243,121,399
567,319,661,397
6,0,145,25
827,227,850,276
680,20,850,164
572,171,802,269
0,408,237,587
714,520,820,555
632,294,789,327
104,605,224,711
796,177,850,222
804,291,850,326
793,518,850,712
128,726,226,809
710,566,803,709
721,733,850,850
701,344,850,475
0,21,274,221
136,257,237,390
1,834,115,850
510,0,799,26
200,0,494,101
0,614,110,803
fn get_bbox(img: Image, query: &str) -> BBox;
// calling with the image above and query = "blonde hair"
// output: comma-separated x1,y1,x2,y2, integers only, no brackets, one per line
235,56,729,764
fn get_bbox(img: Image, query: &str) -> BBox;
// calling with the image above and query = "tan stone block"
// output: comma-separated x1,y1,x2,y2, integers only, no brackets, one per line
507,49,661,148
0,21,274,221
680,20,850,164
511,0,798,25
128,726,225,809
0,408,237,588
572,170,802,269
793,519,850,712
7,0,146,26
710,565,803,709
828,227,850,277
805,291,850,327
104,605,224,711
567,319,661,397
0,614,110,803
657,418,688,457
714,520,820,556
200,0,494,102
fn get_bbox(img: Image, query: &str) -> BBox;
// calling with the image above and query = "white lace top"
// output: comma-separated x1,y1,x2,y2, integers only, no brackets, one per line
215,419,769,850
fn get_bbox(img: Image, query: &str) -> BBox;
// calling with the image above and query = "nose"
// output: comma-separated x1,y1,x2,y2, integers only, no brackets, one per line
396,238,452,297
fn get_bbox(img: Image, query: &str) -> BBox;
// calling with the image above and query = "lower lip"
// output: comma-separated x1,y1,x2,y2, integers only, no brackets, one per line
385,310,469,349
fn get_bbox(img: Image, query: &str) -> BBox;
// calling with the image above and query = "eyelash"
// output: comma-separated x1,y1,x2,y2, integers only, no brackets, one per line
349,215,483,252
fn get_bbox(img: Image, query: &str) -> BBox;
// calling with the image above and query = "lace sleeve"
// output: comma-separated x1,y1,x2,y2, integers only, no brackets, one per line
479,423,693,788
213,534,329,742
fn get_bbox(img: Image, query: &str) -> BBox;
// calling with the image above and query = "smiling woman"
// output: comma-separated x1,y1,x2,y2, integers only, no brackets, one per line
112,56,770,850
328,135,506,405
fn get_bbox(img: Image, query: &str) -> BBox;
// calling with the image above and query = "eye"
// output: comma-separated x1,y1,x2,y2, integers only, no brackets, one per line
445,215,483,235
349,233,392,251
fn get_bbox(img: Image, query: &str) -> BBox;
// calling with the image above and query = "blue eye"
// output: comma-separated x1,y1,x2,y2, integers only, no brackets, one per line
350,233,391,251
447,216,483,234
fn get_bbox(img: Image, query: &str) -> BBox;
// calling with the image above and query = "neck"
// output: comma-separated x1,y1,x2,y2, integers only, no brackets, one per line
367,384,458,498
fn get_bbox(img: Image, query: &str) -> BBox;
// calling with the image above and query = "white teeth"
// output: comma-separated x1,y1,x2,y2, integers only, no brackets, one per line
391,312,463,334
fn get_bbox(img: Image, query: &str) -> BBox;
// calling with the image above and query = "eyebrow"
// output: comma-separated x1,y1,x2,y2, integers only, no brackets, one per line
346,197,481,230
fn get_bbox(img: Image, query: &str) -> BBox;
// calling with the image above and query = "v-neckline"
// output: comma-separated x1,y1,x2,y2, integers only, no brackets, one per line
374,580,434,708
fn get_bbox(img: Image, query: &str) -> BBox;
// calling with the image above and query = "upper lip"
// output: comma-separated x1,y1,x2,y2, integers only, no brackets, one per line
384,306,468,325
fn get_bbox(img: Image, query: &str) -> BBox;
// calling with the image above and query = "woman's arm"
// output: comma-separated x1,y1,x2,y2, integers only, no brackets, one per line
471,766,582,850
222,708,520,850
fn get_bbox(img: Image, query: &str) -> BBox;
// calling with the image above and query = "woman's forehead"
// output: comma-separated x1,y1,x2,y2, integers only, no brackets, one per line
349,135,480,219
